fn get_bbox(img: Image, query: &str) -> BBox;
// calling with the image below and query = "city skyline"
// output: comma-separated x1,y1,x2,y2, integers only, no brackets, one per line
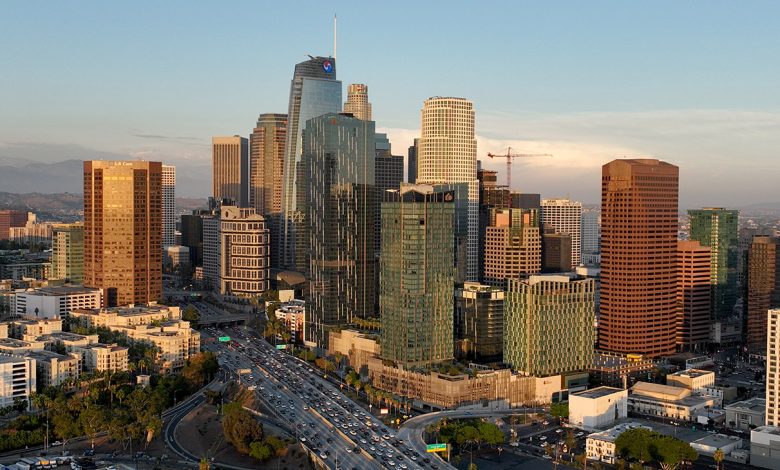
1,2,779,207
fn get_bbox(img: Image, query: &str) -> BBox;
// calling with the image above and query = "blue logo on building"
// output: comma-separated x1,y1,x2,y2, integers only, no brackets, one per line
322,60,333,73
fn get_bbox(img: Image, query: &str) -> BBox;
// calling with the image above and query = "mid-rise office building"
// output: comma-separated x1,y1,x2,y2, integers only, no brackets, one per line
249,113,287,215
12,286,102,319
581,210,601,267
407,138,419,184
281,56,342,272
482,208,541,287
201,212,220,291
599,159,679,357
305,113,375,347
504,274,595,377
454,282,504,361
374,133,404,254
83,160,162,307
343,83,371,121
8,213,52,246
0,210,27,241
689,208,739,321
180,211,206,267
219,206,269,297
162,164,176,249
542,227,572,273
212,136,249,207
747,237,780,352
477,167,511,282
380,185,454,366
416,97,479,281
541,198,582,269
51,222,84,283
676,241,712,351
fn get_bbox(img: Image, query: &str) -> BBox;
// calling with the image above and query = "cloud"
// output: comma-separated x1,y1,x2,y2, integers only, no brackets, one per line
131,133,202,142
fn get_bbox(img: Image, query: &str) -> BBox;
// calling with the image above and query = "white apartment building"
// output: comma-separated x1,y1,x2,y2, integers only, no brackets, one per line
114,321,199,373
69,304,181,328
541,198,582,269
12,286,102,319
0,355,35,409
586,422,652,464
219,206,270,296
78,344,129,373
25,350,80,388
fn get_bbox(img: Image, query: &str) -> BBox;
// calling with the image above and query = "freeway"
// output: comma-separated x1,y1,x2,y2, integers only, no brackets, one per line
206,325,441,470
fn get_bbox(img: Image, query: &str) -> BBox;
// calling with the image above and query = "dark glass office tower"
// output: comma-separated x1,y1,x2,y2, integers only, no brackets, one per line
304,113,376,348
281,56,342,273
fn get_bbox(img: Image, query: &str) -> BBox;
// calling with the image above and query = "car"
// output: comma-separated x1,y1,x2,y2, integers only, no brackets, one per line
539,436,547,441
52,441,63,446
543,421,550,425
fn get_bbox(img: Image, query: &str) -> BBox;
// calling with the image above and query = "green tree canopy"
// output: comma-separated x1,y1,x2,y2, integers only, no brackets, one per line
222,402,264,454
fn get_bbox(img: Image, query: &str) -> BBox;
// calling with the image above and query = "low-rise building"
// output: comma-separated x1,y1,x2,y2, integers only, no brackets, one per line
77,343,129,373
590,352,654,388
628,381,719,421
0,354,35,409
586,422,652,464
10,318,63,340
69,304,181,328
275,300,305,343
726,398,766,431
689,433,742,457
0,337,45,354
751,426,780,470
328,329,381,373
569,386,628,431
666,368,715,390
112,321,199,373
37,332,99,351
12,286,102,319
25,350,80,388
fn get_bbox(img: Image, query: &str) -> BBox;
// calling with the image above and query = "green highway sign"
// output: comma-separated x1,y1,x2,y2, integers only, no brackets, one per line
276,344,287,350
426,443,447,453
218,336,231,342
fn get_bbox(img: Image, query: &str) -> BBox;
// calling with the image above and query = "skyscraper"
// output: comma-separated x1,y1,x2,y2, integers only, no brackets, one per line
343,83,371,121
599,159,679,357
482,208,541,288
305,113,376,348
281,56,342,272
180,210,206,267
504,274,595,376
212,136,249,207
454,282,504,361
250,113,287,215
201,212,220,291
581,209,601,266
407,138,419,184
219,206,270,297
162,164,176,249
380,185,454,366
541,198,582,269
416,97,479,281
767,309,780,426
746,236,780,352
83,161,162,307
688,208,739,321
542,227,572,273
374,133,404,253
51,222,84,284
676,241,712,351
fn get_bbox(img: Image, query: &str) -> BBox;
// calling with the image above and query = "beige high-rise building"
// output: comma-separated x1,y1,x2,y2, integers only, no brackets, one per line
219,206,270,296
416,97,479,281
212,136,248,207
249,114,287,215
51,222,84,283
83,160,162,307
343,83,372,121
162,164,176,249
767,309,780,426
483,208,542,287
541,198,582,269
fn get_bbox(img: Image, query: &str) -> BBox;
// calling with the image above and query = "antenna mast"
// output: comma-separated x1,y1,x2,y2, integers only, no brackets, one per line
333,14,337,60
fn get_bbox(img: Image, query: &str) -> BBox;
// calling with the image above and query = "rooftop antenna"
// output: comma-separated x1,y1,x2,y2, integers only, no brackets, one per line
333,14,337,60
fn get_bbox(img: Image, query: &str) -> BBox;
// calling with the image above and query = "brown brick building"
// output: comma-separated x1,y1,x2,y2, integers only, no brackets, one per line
676,241,712,351
482,208,541,288
746,236,780,352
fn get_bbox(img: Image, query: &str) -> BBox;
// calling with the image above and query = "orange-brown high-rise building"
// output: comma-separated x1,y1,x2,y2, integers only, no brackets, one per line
249,114,287,215
676,241,711,351
0,210,28,240
745,236,780,352
482,208,541,288
83,161,162,307
599,159,679,357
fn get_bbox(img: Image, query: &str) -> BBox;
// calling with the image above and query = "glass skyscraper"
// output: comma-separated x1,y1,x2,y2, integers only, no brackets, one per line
281,56,342,273
380,185,455,366
304,113,376,348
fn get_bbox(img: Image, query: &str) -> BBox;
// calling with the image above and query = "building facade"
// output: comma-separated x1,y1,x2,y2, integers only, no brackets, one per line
201,213,220,291
504,274,595,376
407,138,418,184
380,185,454,366
250,113,287,215
83,160,162,307
162,164,176,249
599,159,679,357
212,136,249,207
768,309,780,426
51,222,84,283
0,355,35,409
219,206,270,296
304,113,376,347
569,387,628,431
676,241,712,351
13,286,101,319
0,210,27,241
541,198,582,269
454,282,504,361
482,208,541,287
747,237,780,352
343,83,371,121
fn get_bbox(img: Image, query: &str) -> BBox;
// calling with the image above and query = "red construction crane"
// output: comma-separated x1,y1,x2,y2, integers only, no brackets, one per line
486,147,553,189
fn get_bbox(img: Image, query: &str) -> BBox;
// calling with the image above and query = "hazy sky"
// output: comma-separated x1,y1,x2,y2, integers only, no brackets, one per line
1,1,779,206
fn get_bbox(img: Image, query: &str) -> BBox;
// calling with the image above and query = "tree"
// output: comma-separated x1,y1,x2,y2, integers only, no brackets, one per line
222,402,264,454
182,351,219,386
550,402,569,419
477,421,505,447
315,357,335,374
615,428,654,463
714,449,725,470
79,402,107,449
182,305,200,328
650,435,698,470
249,441,273,461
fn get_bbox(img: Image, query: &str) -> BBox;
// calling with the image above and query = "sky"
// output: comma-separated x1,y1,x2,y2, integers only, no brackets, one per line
1,1,779,206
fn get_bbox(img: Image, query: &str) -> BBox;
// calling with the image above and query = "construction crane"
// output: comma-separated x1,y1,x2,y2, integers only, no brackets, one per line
486,147,553,189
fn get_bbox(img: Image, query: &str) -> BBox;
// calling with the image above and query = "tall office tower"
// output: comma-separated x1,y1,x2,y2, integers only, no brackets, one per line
581,209,601,266
374,133,404,253
281,56,342,273
162,164,176,249
542,226,572,273
0,210,27,240
380,185,455,366
767,309,780,426
688,208,739,321
599,159,679,357
746,236,780,352
454,282,504,362
477,168,511,281
180,210,207,267
83,161,162,307
201,213,220,291
482,208,542,288
51,222,84,283
212,136,249,207
407,138,419,183
504,274,595,376
304,113,376,348
541,198,582,269
249,113,287,215
676,241,712,351
416,97,479,281
218,206,270,296
343,83,371,121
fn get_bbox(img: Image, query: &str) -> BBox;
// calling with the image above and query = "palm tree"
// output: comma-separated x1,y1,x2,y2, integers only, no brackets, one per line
714,449,725,470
